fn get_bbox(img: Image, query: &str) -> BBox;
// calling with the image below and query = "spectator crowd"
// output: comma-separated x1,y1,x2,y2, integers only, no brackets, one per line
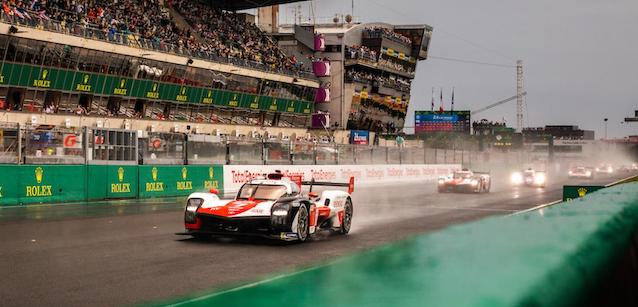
363,26,412,45
2,0,301,74
346,69,411,92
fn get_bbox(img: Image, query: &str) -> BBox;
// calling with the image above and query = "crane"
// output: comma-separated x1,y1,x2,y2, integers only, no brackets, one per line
471,92,527,116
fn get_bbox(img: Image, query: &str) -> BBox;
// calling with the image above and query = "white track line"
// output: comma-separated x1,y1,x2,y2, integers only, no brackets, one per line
510,200,562,216
429,206,517,213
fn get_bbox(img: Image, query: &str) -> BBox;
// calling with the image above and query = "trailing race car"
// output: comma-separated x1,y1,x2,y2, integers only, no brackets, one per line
595,164,614,174
568,166,594,179
511,168,546,188
438,169,491,193
178,172,354,242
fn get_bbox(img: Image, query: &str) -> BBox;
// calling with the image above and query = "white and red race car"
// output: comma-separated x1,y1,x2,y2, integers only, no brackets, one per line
179,172,354,242
438,169,491,193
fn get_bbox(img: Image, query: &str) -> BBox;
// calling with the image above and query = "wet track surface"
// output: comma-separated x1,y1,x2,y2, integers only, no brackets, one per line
0,171,635,306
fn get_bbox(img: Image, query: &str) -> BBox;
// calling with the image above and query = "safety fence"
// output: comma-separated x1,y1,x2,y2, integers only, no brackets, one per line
0,126,482,166
155,181,638,306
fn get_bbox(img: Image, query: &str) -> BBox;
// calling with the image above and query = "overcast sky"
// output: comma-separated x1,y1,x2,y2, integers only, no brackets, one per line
277,0,638,138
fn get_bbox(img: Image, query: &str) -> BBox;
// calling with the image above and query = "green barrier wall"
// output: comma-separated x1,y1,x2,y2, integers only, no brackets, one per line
156,182,638,307
138,165,223,198
0,165,19,205
0,165,87,205
0,164,223,205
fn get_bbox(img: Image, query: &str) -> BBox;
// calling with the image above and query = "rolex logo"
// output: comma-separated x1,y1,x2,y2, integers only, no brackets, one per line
152,167,158,182
182,167,188,180
42,70,48,79
233,94,237,100
209,167,214,179
120,79,126,88
152,83,158,92
118,167,124,183
207,90,213,98
181,87,187,95
577,187,587,198
35,167,44,184
83,75,89,84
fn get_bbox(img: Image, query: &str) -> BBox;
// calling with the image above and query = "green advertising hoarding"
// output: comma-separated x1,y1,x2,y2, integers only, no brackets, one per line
0,165,19,205
0,165,88,205
87,165,139,200
0,164,223,206
562,185,605,202
138,165,223,198
0,62,313,114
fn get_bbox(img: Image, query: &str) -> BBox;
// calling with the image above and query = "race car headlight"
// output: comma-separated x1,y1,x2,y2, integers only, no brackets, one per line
586,171,592,176
568,171,573,175
438,178,445,185
471,179,479,186
185,198,203,223
534,174,546,184
271,203,291,216
511,173,523,185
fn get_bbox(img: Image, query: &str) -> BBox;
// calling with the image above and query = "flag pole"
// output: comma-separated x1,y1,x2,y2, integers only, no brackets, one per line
430,87,434,111
451,87,455,112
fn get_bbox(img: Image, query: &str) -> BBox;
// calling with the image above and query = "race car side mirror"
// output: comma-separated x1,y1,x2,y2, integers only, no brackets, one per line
209,188,218,195
309,192,319,198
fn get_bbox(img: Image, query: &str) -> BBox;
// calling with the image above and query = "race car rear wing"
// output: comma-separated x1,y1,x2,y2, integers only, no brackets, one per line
300,177,355,194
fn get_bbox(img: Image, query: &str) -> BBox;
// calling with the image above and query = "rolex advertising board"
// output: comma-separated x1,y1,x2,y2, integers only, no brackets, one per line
138,165,223,198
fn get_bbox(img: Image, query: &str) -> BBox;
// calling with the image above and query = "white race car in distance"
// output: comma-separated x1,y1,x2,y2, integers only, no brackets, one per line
179,172,354,242
438,169,491,193
511,168,546,188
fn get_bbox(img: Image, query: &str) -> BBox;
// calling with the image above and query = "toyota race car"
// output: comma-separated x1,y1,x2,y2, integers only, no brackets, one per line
511,168,546,188
178,172,354,242
568,166,594,179
438,169,491,193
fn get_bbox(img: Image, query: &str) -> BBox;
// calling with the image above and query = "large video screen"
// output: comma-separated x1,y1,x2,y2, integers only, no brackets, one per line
415,110,471,134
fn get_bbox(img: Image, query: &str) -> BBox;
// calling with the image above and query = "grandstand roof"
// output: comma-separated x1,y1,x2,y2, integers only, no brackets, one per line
207,0,307,11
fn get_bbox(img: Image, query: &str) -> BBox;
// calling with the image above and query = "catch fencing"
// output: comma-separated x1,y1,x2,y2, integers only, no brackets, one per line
0,127,484,167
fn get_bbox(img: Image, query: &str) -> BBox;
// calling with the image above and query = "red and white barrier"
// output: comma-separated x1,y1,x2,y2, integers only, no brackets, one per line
223,164,461,192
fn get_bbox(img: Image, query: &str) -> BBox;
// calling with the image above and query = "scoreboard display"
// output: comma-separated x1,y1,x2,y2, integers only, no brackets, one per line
415,111,471,134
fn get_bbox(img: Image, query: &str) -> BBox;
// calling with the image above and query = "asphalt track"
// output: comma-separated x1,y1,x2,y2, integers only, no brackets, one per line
0,171,634,307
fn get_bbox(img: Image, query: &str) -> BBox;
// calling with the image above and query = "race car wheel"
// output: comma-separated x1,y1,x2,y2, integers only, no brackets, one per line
296,205,310,242
340,198,353,235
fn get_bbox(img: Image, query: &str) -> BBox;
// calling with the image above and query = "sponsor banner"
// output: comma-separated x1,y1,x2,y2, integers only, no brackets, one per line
563,185,605,202
0,62,313,115
223,164,461,193
350,130,369,145
138,165,223,198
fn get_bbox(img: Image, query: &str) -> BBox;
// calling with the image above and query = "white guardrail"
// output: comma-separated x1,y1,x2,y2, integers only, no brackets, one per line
223,164,462,193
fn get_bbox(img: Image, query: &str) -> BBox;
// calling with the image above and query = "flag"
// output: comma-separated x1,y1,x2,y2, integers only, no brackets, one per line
451,87,455,112
439,88,444,113
430,87,434,111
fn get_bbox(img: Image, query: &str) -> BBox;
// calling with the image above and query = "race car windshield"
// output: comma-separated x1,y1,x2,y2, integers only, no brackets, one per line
453,172,471,179
238,184,287,200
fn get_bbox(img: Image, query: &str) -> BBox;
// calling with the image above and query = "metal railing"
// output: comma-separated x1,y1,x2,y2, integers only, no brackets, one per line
2,127,481,166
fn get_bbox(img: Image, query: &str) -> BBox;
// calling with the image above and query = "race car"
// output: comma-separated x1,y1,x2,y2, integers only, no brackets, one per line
438,169,491,193
595,164,614,174
568,166,594,179
178,172,354,242
510,168,546,188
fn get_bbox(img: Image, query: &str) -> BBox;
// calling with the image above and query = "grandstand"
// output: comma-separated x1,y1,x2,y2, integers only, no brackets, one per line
274,20,433,134
0,1,432,144
0,0,318,136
